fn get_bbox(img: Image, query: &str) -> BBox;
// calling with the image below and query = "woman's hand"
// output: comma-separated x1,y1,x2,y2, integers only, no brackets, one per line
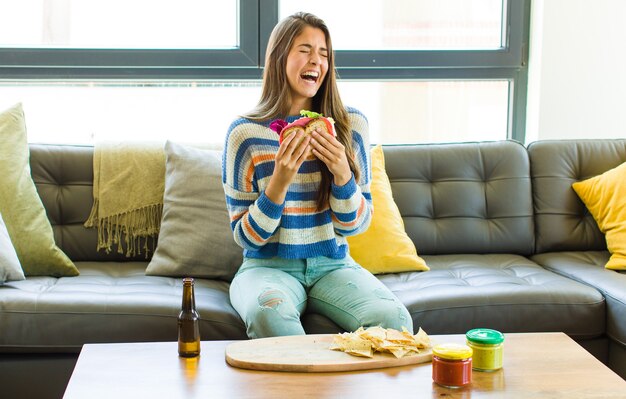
264,129,311,204
310,128,352,186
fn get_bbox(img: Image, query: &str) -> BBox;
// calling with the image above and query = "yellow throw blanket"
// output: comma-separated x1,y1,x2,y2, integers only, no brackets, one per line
84,141,165,257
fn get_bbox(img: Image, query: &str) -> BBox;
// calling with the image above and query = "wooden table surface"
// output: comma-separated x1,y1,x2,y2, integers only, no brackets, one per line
63,332,626,399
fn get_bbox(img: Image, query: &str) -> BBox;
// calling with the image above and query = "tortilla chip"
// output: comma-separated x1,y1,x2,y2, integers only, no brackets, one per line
386,328,412,344
330,326,431,359
345,348,374,358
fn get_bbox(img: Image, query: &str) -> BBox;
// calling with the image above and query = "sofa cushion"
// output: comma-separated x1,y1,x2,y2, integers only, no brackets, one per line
0,262,247,350
376,254,605,339
0,212,24,283
145,142,243,281
382,141,534,255
0,104,78,277
572,162,626,270
347,145,429,274
528,139,626,253
532,251,626,346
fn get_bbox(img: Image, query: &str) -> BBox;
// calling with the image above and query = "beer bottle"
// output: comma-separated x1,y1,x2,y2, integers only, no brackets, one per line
178,277,201,357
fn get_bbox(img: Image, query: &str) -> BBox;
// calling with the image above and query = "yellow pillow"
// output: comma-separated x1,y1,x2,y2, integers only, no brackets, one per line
572,161,626,270
347,145,429,274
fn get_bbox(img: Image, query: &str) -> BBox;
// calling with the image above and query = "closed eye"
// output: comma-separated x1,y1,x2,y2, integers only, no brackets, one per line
295,44,328,60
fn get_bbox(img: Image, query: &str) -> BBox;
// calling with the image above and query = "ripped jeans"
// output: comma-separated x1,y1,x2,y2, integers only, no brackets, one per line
229,255,413,339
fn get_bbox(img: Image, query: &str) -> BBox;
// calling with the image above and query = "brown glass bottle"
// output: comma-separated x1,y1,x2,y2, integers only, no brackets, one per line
178,277,201,357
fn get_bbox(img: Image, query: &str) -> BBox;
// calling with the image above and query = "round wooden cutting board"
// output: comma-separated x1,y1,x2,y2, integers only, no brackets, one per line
225,334,432,372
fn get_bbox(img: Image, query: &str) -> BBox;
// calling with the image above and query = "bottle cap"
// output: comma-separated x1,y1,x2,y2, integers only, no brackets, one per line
466,328,505,345
432,343,473,360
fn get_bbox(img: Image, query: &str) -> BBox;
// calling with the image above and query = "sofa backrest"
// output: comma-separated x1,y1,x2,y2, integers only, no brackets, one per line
32,139,623,261
528,139,626,253
29,144,148,261
382,140,534,255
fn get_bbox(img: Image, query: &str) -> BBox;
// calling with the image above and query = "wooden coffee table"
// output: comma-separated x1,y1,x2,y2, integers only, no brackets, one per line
63,332,625,398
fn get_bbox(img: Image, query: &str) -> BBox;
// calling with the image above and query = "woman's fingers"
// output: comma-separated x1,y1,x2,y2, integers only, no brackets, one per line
276,129,311,172
310,130,351,184
295,135,311,160
311,131,343,161
311,138,334,160
286,130,309,164
278,129,302,156
312,128,342,149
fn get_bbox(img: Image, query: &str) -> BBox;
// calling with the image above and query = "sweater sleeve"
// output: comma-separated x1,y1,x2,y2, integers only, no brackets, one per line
222,121,283,250
329,110,373,236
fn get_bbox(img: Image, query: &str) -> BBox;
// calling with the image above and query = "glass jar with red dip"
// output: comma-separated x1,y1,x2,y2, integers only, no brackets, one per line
432,343,473,388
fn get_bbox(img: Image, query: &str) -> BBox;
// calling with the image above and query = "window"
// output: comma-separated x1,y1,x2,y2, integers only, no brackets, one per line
280,0,505,50
0,0,529,144
0,0,238,49
0,0,258,75
339,81,509,144
0,81,261,144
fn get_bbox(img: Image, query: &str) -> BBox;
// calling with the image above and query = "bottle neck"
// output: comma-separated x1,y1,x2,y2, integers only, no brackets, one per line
181,279,196,311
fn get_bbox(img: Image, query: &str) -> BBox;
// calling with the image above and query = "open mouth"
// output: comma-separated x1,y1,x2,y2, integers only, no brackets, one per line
300,71,319,83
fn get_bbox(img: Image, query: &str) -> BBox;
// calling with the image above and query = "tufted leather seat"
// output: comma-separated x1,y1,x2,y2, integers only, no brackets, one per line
528,139,626,375
529,139,626,253
306,142,604,344
377,142,603,340
0,145,247,351
384,141,534,255
1,139,625,396
0,141,607,346
380,254,604,338
1,263,246,351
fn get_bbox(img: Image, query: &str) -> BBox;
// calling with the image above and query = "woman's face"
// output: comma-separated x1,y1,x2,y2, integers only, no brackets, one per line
285,25,329,114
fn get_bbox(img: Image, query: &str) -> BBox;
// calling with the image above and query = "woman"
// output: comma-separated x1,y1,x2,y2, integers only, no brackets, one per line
222,12,412,338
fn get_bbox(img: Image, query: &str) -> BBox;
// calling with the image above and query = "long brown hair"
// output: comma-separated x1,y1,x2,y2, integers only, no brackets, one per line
244,12,360,210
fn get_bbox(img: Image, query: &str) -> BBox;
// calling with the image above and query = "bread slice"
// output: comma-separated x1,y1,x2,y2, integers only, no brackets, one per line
305,119,332,136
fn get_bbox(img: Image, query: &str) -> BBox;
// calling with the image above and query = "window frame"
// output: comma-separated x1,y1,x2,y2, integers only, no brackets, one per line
0,0,261,79
262,0,530,142
0,0,530,141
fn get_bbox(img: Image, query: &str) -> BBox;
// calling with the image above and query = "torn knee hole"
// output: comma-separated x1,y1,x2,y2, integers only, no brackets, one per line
258,289,286,308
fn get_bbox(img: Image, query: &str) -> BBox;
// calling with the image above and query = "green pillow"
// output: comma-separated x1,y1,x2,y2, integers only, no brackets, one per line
0,103,78,277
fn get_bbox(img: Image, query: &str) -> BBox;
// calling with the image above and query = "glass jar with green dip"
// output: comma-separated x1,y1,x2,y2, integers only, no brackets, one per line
465,328,504,372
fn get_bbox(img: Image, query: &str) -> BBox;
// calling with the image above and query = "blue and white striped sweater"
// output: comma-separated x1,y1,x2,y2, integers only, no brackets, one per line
222,107,372,260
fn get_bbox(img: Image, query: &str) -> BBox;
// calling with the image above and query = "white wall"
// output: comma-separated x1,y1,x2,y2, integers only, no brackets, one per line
526,0,626,143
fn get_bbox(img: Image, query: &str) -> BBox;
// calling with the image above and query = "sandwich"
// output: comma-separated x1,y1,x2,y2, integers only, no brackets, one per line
270,110,335,145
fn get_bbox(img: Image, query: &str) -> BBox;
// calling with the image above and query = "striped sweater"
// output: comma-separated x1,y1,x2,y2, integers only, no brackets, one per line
222,107,372,260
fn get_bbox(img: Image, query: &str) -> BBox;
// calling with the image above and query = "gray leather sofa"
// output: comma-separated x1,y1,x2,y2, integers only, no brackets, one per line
1,139,625,398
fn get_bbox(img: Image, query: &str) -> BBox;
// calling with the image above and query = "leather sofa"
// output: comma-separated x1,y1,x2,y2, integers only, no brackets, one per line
1,139,625,398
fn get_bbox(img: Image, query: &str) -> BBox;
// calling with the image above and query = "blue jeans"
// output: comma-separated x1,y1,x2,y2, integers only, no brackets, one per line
229,256,413,339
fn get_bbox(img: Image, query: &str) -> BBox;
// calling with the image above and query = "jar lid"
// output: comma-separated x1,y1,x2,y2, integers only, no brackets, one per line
466,328,505,345
432,343,473,360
